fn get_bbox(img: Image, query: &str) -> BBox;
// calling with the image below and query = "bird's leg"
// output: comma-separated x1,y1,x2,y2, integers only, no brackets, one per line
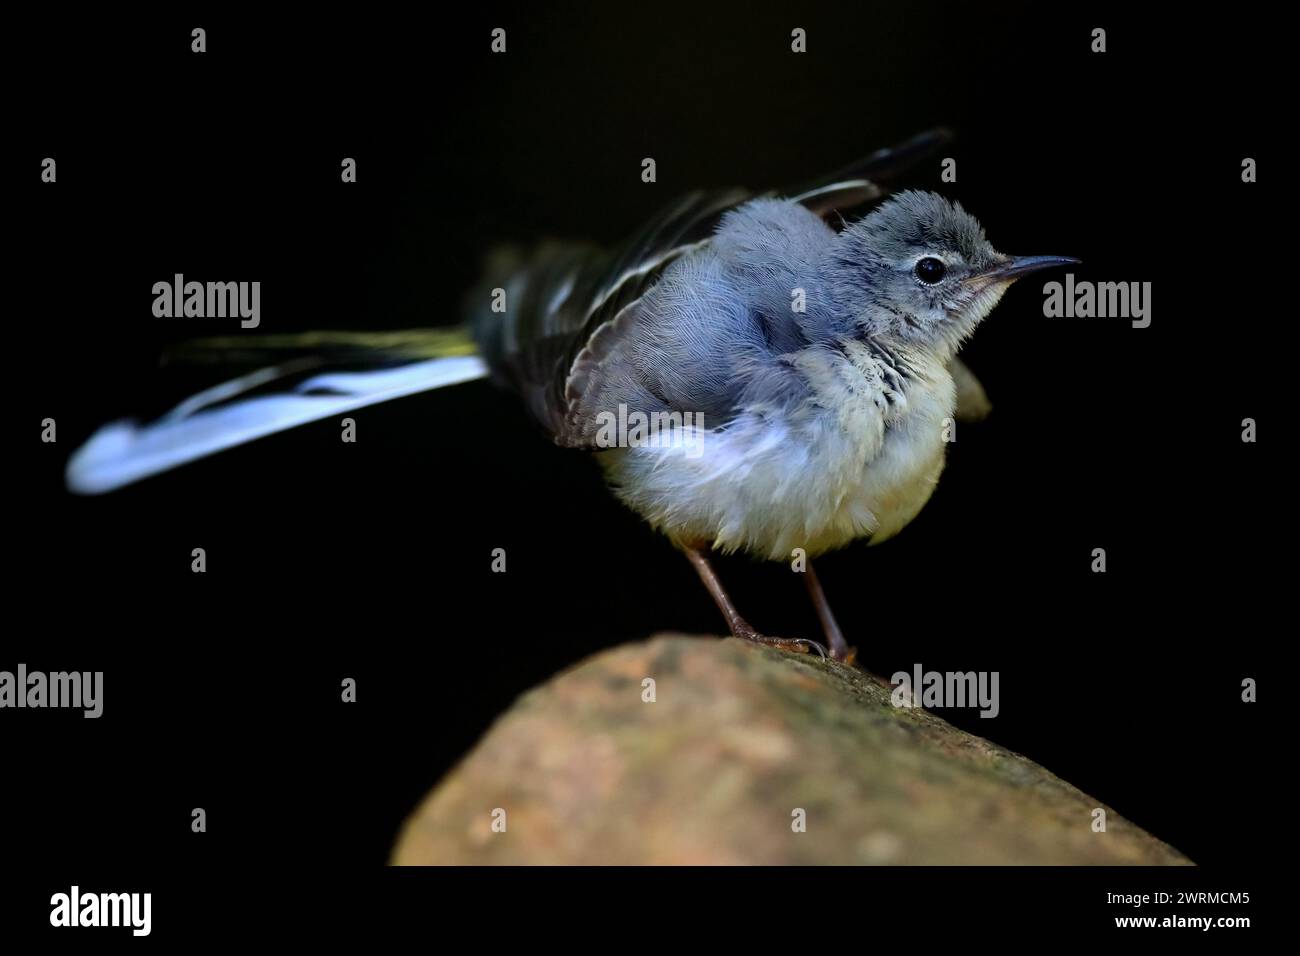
804,562,856,664
683,545,826,658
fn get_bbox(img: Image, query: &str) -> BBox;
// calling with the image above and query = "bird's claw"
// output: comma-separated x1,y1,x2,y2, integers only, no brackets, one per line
793,638,829,658
731,626,829,659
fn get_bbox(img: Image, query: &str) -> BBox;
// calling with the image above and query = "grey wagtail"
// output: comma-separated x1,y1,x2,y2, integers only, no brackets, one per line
67,130,1076,662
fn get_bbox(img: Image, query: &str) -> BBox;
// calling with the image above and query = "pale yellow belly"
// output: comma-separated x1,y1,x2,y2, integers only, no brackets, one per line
600,411,948,561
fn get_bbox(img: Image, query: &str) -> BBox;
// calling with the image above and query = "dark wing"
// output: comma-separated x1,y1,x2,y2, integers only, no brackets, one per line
471,128,953,447
471,189,749,438
783,127,953,214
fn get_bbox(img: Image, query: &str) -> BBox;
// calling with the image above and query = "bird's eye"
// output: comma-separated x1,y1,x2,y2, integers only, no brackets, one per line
914,257,947,284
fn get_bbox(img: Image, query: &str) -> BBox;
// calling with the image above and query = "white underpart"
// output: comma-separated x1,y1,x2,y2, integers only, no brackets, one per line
66,356,488,495
601,343,955,560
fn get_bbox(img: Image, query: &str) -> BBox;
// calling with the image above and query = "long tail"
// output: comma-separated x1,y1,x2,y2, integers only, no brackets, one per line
65,328,487,495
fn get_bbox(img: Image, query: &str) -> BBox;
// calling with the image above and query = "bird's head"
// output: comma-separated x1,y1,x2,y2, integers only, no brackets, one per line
822,190,1076,357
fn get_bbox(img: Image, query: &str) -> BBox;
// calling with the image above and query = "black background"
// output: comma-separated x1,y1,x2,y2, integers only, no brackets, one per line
8,0,1279,935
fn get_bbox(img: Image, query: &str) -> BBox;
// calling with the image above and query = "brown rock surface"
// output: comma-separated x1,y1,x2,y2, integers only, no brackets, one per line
392,634,1191,865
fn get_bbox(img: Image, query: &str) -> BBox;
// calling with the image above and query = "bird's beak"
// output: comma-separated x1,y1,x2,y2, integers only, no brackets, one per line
969,255,1080,285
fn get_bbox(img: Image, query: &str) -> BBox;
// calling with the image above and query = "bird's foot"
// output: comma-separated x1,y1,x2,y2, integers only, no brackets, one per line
730,622,828,659
823,631,857,664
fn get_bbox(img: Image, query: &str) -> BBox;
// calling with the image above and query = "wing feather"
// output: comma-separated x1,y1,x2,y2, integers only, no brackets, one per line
474,129,954,447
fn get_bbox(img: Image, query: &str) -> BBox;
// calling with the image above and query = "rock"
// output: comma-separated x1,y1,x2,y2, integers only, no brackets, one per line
391,634,1191,865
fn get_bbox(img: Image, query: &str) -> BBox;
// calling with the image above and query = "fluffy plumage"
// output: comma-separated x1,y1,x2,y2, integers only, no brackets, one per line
479,183,1023,560
65,127,1029,561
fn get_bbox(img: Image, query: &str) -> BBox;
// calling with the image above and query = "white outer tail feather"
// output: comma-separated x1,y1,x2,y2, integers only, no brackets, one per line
66,355,488,495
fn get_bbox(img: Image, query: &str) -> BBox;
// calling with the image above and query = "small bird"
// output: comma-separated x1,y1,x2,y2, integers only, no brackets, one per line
67,130,1075,662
